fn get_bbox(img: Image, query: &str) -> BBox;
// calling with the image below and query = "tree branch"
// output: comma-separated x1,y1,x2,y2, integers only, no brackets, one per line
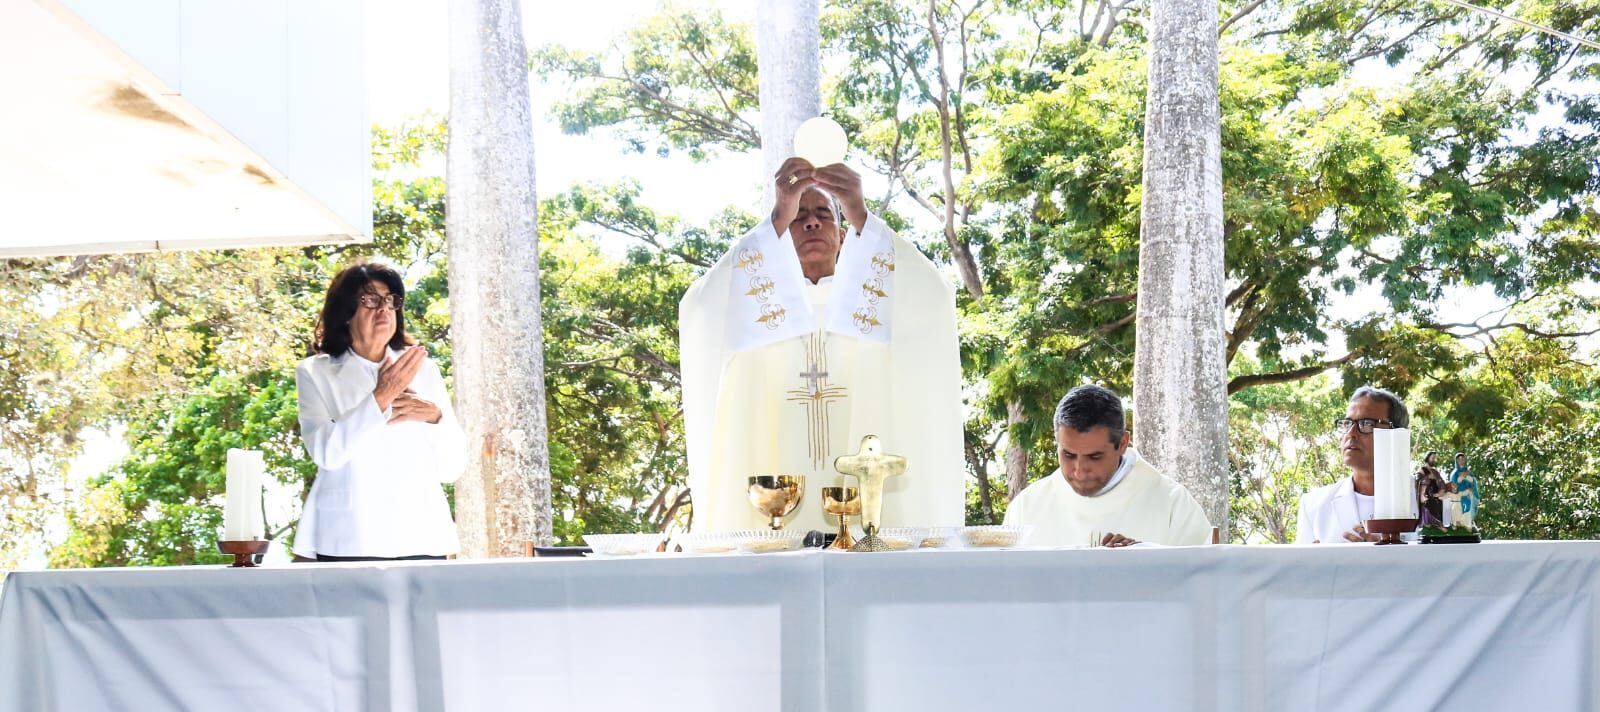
1081,291,1137,307
1219,0,1270,35
1422,321,1600,340
1227,354,1354,394
927,0,985,298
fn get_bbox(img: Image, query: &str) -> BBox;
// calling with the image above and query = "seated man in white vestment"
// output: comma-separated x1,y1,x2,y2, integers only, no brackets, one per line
1296,385,1410,543
1004,385,1212,547
679,156,965,533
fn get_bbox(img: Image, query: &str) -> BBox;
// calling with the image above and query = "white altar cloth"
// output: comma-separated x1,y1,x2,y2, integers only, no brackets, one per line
3,542,1597,711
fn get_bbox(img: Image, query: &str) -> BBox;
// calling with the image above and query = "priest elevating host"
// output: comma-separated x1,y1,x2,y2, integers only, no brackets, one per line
679,157,965,533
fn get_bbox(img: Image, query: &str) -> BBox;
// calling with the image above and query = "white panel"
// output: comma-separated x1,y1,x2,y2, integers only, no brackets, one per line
1264,594,1584,711
0,0,369,254
439,606,786,712
48,617,366,712
180,1,290,173
288,0,370,235
58,0,182,91
861,601,1193,710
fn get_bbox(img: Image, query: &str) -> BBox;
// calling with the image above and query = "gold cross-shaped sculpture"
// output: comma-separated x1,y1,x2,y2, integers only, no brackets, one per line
834,435,907,552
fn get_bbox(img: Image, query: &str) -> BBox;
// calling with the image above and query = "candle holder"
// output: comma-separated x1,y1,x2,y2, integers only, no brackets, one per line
217,539,270,567
1364,518,1418,546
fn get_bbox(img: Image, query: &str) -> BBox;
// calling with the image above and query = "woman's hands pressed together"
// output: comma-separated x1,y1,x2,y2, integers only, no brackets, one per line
373,345,426,412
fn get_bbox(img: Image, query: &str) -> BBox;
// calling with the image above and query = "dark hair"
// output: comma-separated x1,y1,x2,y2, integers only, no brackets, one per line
312,262,414,357
1053,384,1127,445
1350,385,1410,429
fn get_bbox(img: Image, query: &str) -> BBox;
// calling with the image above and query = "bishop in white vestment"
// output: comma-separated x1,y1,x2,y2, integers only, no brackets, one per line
679,159,964,533
1004,385,1211,547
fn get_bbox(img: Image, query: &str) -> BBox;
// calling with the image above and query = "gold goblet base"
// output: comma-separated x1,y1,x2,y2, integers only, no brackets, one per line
821,485,860,550
829,515,856,550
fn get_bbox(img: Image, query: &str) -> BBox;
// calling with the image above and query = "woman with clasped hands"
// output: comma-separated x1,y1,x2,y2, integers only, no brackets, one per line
292,262,466,561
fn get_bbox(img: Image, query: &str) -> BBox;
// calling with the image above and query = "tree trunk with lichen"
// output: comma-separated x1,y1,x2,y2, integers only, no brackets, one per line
754,0,821,189
1133,0,1229,533
447,0,552,556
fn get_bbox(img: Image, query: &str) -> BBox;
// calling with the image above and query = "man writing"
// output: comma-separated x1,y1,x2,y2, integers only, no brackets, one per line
679,157,965,532
1296,386,1410,543
1003,385,1212,547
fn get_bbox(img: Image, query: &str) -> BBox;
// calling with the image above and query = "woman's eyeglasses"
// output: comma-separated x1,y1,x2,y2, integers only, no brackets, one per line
357,293,403,311
1333,417,1395,434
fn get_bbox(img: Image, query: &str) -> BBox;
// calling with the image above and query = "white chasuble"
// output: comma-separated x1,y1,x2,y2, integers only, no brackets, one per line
1003,447,1213,547
680,214,965,533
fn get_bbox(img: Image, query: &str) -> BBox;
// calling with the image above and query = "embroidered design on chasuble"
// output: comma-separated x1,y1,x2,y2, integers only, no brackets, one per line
738,248,789,330
852,250,895,335
785,334,848,469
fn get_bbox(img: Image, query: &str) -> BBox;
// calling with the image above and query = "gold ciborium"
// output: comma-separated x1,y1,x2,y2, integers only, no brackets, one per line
748,475,805,529
821,485,861,550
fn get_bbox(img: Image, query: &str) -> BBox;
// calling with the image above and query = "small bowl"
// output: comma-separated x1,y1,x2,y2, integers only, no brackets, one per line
959,525,1031,548
875,527,925,551
917,526,961,549
676,532,741,555
734,529,808,554
581,533,665,557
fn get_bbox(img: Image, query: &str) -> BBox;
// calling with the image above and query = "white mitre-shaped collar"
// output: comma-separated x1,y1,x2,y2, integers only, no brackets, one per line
722,215,898,353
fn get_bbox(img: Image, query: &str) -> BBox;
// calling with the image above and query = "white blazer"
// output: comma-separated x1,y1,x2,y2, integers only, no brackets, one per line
292,348,466,557
1295,477,1368,544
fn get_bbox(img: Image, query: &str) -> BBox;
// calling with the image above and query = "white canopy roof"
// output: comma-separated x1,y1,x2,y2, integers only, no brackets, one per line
0,0,370,257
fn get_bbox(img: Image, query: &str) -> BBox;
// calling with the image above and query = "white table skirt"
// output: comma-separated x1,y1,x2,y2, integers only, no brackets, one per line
3,542,1597,711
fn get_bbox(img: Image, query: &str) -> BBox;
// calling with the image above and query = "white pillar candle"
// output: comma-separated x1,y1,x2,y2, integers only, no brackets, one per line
224,448,265,540
1372,428,1416,519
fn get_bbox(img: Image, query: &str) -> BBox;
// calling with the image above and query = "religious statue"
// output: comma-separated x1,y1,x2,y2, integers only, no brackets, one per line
1450,452,1480,531
1415,451,1449,528
1421,451,1481,543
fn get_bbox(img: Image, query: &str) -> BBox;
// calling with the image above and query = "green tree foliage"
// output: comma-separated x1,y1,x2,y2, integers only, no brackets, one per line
51,372,308,567
536,181,750,541
532,9,761,158
536,0,1600,532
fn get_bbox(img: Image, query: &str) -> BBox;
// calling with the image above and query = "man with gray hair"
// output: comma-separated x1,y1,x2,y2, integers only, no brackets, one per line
1003,384,1212,547
1296,385,1411,543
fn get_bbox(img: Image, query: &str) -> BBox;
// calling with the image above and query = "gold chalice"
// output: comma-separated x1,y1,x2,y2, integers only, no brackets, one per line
821,485,861,550
748,475,805,529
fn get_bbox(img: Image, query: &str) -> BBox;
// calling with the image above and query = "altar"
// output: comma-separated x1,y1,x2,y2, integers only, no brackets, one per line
3,542,1596,711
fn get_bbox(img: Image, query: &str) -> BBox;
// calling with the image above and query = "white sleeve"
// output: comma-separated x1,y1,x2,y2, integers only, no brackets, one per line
296,360,386,471
1295,491,1316,543
1002,490,1025,526
1167,488,1214,546
417,358,467,483
680,251,734,518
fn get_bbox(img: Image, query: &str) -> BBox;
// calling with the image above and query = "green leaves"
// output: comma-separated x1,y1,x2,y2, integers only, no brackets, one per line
532,9,761,159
